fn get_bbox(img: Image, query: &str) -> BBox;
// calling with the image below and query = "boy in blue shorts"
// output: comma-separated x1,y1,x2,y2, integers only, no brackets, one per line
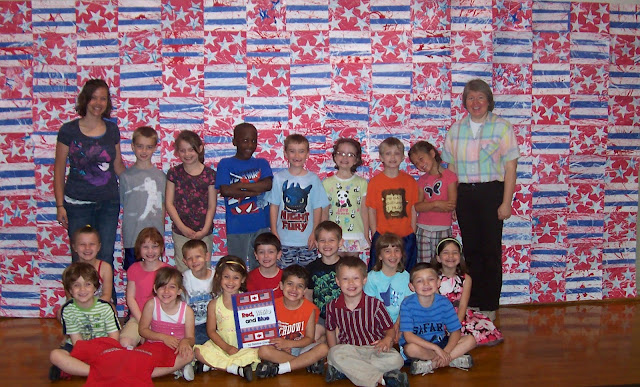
399,263,476,375
217,122,273,270
267,134,329,268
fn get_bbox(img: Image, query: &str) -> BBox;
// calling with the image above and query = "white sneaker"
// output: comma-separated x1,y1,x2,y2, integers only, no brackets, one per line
449,354,473,370
410,360,434,375
183,363,195,381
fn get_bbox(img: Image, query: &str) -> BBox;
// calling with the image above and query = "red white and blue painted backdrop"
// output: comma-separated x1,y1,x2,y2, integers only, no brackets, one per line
0,0,638,317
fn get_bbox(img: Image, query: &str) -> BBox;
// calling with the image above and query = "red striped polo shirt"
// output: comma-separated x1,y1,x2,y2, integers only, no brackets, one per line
325,293,394,346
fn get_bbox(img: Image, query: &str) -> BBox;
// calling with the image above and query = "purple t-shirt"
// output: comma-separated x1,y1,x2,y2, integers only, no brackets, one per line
167,164,216,236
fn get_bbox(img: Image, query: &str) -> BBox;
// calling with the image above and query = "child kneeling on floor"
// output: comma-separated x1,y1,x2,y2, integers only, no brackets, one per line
399,263,476,375
256,264,328,378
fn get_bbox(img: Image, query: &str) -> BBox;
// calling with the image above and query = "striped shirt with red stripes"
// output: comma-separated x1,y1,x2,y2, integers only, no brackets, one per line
325,293,394,346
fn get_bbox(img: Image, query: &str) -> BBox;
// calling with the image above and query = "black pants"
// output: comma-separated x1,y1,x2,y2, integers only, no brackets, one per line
456,181,504,311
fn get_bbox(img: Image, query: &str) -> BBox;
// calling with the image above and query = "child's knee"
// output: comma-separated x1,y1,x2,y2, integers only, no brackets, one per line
49,349,67,365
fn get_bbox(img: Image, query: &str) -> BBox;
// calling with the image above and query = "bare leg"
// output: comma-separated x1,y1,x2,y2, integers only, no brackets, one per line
449,335,476,361
314,324,326,343
50,349,90,376
259,344,328,371
151,352,193,378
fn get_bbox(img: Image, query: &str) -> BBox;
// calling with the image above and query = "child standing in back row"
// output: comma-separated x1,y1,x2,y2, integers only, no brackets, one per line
216,123,273,271
267,134,329,268
366,137,419,272
409,141,457,263
120,126,166,271
166,130,217,273
322,138,370,258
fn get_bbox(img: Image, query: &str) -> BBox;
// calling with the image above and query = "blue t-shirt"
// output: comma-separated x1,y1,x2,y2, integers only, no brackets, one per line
267,170,329,247
364,270,413,322
399,293,461,346
57,118,120,201
215,156,273,234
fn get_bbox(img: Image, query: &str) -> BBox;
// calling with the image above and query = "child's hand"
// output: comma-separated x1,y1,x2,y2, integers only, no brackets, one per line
440,200,456,212
225,346,239,356
180,225,197,239
175,339,194,357
193,229,208,240
163,336,180,349
432,347,451,368
372,337,393,353
307,233,317,249
269,337,291,351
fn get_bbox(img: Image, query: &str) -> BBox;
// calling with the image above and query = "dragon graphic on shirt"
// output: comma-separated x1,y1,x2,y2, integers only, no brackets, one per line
280,180,312,232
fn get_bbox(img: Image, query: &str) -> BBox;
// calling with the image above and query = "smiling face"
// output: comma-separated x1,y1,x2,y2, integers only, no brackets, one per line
280,275,306,303
155,278,181,306
316,229,342,260
139,238,162,262
73,233,101,263
409,268,440,298
436,241,462,271
379,244,403,272
220,267,244,295
233,125,258,160
255,244,281,270
183,246,209,275
176,138,203,166
86,87,109,119
336,266,367,298
379,144,404,170
334,142,358,173
70,276,97,308
409,149,438,175
465,90,490,123
132,135,158,163
284,142,309,169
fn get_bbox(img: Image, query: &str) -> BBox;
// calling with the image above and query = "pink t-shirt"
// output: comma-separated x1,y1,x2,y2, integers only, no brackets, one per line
127,261,171,311
416,168,457,228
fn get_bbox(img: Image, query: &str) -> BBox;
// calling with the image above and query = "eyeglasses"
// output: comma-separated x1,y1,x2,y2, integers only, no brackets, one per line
336,151,356,158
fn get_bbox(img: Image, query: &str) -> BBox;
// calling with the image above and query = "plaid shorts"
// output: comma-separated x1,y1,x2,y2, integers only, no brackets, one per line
416,227,452,263
279,245,319,268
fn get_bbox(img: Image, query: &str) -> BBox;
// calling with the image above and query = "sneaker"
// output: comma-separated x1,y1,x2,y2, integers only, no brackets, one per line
256,361,279,378
239,364,253,382
183,363,195,381
410,360,434,376
306,358,325,375
382,370,409,387
49,365,61,381
325,365,347,383
449,354,473,370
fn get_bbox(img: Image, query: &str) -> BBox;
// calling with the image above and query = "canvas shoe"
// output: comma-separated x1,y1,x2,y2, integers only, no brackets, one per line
449,354,474,370
256,361,279,378
325,364,347,382
410,359,434,375
382,369,409,387
239,364,254,382
183,363,195,381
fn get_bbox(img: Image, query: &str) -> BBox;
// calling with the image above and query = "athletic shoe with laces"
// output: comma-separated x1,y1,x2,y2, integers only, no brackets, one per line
240,364,254,382
449,354,473,369
256,361,279,378
306,358,325,375
410,359,434,375
183,363,195,381
325,364,347,382
382,369,409,387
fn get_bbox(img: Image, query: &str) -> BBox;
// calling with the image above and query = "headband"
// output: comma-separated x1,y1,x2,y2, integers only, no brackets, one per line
436,237,462,253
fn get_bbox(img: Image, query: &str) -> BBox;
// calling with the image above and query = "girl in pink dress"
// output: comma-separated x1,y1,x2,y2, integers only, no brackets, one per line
433,238,503,346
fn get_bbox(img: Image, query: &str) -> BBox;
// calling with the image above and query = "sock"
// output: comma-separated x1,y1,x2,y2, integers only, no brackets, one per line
226,365,240,376
278,362,291,374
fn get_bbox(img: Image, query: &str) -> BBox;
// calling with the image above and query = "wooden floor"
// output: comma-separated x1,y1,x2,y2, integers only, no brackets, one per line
3,299,640,386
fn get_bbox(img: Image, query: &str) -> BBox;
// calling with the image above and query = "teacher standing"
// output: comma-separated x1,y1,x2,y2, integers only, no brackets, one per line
441,79,519,320
54,79,125,272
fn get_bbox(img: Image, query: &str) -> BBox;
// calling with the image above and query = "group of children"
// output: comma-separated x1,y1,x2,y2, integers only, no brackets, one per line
50,122,503,386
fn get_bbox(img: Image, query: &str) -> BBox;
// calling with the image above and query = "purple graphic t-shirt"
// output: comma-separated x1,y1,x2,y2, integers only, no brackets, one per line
167,164,216,236
57,118,120,202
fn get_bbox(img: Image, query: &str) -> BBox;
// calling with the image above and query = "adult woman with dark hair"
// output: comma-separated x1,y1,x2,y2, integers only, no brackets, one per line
54,79,125,272
441,79,519,320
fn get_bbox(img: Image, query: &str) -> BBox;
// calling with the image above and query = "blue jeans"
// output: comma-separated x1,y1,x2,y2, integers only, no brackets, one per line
65,198,120,267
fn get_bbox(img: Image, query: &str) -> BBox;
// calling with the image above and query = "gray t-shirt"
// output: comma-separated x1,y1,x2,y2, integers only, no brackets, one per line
119,165,166,248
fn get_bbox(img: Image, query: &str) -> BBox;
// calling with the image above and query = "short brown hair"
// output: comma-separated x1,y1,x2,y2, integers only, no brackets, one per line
75,79,112,118
153,266,184,299
314,220,342,241
374,232,405,273
284,134,309,151
410,262,438,283
182,239,207,257
254,232,281,252
336,255,367,278
71,225,100,246
62,262,99,293
134,227,165,261
462,78,494,111
281,264,310,288
379,136,404,154
132,126,158,145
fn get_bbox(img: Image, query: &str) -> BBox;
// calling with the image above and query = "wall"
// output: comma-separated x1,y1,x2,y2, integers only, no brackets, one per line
0,0,638,317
